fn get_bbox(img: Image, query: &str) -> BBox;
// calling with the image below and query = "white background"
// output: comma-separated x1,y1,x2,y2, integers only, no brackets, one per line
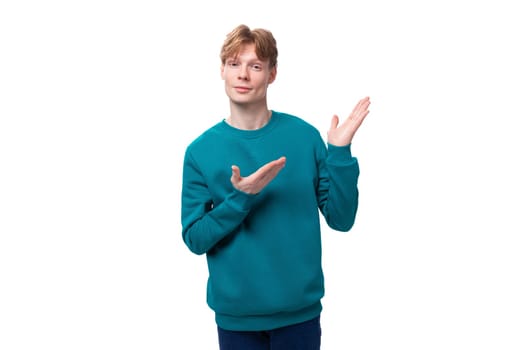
1,0,524,349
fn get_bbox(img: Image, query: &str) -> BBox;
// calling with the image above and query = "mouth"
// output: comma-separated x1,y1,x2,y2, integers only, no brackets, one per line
234,86,251,93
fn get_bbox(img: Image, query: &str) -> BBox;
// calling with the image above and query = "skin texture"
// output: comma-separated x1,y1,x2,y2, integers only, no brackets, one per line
328,96,371,146
221,43,276,131
221,43,370,195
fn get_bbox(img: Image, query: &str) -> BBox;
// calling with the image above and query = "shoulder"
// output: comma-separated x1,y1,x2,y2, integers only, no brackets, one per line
184,121,224,157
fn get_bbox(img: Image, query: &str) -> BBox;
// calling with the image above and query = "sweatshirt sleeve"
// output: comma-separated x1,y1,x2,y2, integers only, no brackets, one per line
316,142,360,232
181,149,257,255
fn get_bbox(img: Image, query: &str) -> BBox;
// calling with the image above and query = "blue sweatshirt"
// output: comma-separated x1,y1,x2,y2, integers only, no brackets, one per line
181,111,360,331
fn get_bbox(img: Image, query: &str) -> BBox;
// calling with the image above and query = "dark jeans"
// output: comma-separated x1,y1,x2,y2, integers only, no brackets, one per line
217,316,321,350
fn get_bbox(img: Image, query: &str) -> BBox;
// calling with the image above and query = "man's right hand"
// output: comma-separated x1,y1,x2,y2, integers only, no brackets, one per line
230,156,286,194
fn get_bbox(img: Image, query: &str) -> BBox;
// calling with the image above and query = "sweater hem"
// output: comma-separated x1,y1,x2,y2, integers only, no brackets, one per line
215,301,322,331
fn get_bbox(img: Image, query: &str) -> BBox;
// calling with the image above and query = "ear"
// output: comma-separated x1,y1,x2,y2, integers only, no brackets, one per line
268,66,277,84
220,64,225,80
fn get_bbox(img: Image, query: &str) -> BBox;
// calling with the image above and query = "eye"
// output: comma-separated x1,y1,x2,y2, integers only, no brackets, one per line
227,61,240,68
251,64,262,71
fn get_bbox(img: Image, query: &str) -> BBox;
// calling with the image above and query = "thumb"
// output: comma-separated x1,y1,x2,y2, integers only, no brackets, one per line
231,165,241,184
330,114,339,131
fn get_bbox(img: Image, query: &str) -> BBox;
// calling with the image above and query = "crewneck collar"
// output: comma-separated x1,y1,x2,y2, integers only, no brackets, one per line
220,110,279,139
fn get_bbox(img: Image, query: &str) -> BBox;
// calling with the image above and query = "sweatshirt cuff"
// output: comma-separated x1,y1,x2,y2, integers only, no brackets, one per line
226,188,258,213
327,143,355,165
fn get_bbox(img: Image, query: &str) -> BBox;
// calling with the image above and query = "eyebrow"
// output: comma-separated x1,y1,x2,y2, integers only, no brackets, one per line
226,57,265,64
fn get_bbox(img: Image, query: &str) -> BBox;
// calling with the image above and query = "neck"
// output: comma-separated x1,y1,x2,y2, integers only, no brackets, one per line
226,104,272,130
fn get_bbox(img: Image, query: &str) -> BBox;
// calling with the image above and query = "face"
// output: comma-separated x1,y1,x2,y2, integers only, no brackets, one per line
220,43,276,107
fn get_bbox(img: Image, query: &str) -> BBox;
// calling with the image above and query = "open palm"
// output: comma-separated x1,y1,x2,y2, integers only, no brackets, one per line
230,156,287,195
327,96,370,146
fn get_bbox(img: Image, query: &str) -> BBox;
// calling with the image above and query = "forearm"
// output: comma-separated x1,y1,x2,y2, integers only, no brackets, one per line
324,163,359,231
319,144,360,231
182,189,256,255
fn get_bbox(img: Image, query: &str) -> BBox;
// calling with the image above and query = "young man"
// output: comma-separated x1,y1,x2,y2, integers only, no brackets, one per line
181,24,370,349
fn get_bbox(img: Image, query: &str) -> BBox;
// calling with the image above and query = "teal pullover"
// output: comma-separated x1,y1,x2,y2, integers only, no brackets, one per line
181,111,360,331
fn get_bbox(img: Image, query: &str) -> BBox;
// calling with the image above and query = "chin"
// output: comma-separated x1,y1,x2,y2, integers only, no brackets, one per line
230,96,255,105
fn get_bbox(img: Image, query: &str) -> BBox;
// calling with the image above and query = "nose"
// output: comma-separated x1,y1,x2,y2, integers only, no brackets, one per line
237,64,249,80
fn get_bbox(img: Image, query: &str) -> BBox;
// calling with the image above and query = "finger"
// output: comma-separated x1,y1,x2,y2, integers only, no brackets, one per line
258,162,286,185
351,98,370,120
354,97,369,113
355,110,369,126
330,114,339,131
359,96,370,105
256,158,286,177
275,156,286,167
272,157,286,171
230,165,241,184
360,97,371,113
